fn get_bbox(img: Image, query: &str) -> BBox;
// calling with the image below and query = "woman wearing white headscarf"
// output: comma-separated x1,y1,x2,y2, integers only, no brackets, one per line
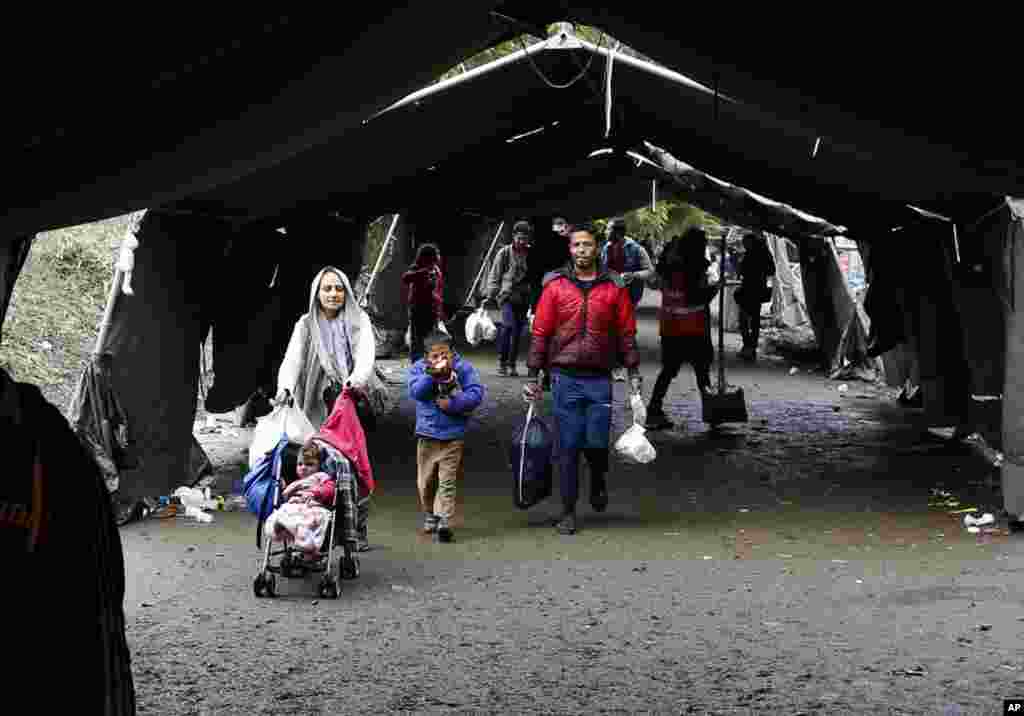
275,266,381,551
275,266,377,430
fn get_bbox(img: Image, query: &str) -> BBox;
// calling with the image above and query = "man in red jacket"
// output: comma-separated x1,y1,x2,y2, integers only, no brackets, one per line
524,223,643,535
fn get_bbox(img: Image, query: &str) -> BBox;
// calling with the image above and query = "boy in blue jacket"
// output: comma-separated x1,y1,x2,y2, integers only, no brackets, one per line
407,330,485,542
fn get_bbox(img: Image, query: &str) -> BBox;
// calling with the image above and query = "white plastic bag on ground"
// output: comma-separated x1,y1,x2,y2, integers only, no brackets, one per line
249,403,315,468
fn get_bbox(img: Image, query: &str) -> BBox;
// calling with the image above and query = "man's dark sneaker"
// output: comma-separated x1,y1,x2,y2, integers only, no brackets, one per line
422,512,439,534
590,489,608,513
556,512,577,535
497,365,509,377
435,516,454,543
645,410,674,431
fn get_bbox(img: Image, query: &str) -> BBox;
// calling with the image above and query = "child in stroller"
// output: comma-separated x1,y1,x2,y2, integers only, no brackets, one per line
253,438,361,599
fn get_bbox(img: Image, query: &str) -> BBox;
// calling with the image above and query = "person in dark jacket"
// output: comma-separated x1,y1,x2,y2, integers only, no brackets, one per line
484,219,533,376
407,330,485,543
523,223,642,535
735,233,776,362
646,229,721,430
2,368,136,714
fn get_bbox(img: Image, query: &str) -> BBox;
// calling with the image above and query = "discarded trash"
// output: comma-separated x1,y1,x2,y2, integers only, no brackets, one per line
184,505,213,523
788,367,799,375
778,553,793,559
173,486,206,508
702,555,713,560
971,394,1002,402
977,624,993,632
967,526,980,534
964,513,995,528
391,584,416,595
140,602,154,608
41,340,53,351
948,507,979,515
738,508,750,513
961,432,1004,468
837,384,849,393
892,666,927,677
855,579,863,584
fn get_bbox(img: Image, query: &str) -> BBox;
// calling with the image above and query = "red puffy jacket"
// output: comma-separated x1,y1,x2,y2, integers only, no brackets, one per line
527,268,639,374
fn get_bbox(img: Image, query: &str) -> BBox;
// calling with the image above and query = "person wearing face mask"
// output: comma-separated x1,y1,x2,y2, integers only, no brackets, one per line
523,223,642,536
600,217,654,381
484,220,534,377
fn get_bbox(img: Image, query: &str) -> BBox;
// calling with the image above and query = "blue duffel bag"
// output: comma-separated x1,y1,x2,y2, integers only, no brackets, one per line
510,404,554,510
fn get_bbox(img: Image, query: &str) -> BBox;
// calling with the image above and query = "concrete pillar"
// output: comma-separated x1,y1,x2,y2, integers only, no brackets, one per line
1002,218,1024,518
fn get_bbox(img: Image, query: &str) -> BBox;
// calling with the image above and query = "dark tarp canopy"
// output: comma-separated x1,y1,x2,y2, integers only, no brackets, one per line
4,9,1024,508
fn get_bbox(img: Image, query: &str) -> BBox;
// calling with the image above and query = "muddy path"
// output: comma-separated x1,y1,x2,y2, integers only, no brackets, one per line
124,308,1023,714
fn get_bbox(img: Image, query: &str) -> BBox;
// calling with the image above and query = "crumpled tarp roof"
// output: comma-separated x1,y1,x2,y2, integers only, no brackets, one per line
176,32,849,236
5,6,1022,239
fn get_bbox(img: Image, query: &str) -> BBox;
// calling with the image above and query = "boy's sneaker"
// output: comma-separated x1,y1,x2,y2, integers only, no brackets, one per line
435,516,454,543
645,409,674,431
508,366,520,377
555,511,577,535
497,365,509,377
422,512,439,534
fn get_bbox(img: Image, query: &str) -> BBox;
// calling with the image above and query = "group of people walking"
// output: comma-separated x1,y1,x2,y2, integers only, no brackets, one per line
269,218,776,542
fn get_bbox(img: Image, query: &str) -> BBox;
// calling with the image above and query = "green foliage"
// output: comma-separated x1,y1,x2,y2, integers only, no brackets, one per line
1,215,125,406
436,23,655,82
596,200,721,256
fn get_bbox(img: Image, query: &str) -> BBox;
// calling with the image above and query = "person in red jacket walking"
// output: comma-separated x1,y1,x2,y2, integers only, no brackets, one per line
523,223,643,535
401,243,446,364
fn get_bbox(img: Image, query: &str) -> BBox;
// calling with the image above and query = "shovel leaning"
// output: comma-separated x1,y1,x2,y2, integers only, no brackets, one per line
702,229,748,426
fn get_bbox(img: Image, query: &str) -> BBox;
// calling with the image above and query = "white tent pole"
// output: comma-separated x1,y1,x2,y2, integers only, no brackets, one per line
360,214,400,308
465,221,506,307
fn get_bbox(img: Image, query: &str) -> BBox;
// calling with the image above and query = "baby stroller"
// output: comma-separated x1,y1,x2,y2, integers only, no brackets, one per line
252,437,362,600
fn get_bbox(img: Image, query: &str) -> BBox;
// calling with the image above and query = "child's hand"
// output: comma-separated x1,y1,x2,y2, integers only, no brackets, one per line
436,397,452,413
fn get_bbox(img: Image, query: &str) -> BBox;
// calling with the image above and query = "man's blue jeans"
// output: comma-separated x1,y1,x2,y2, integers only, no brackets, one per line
551,370,611,512
497,302,528,369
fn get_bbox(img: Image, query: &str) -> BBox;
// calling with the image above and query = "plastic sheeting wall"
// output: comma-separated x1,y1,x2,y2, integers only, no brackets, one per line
100,211,217,500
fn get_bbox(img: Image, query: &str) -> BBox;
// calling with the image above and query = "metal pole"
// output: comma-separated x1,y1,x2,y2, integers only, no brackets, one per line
718,229,727,391
464,221,506,307
360,214,400,308
93,266,124,358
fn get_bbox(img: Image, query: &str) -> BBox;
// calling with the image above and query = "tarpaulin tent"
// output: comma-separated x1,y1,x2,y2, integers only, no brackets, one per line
4,11,1024,513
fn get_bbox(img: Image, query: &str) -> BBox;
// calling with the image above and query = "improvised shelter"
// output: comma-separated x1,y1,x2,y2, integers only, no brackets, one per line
3,9,1024,516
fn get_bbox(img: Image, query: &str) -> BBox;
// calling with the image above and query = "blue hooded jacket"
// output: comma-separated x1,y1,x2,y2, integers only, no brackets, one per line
408,354,485,440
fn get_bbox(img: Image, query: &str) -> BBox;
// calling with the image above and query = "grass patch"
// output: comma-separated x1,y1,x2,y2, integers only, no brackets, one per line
0,214,136,410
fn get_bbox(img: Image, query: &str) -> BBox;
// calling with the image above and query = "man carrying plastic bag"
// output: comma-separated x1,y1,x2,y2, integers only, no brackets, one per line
523,223,643,535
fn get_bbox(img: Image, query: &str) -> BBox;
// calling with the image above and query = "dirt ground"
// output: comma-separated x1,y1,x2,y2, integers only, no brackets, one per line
123,301,1024,715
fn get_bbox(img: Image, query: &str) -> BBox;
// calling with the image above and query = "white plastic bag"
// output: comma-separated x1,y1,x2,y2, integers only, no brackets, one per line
615,424,657,464
465,306,497,346
249,403,315,468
